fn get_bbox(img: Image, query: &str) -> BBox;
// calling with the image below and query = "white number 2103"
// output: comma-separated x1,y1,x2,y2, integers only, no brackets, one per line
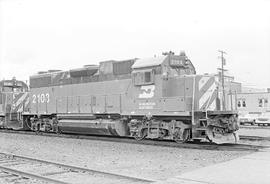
32,93,50,104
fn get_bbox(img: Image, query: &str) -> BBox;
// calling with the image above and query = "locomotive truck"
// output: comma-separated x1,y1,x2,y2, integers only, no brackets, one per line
18,51,239,144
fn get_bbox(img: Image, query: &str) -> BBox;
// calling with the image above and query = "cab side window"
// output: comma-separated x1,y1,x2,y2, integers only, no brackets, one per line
144,72,151,83
133,69,154,85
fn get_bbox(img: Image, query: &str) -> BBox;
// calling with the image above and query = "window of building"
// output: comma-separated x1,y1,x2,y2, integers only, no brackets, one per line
237,101,241,107
258,98,268,108
237,99,246,108
259,99,263,107
264,99,268,107
242,100,246,107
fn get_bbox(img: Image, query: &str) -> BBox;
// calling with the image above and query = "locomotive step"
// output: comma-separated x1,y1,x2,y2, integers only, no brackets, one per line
195,128,207,131
199,119,207,121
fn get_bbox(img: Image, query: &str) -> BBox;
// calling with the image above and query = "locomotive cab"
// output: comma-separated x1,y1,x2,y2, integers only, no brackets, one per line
130,51,196,116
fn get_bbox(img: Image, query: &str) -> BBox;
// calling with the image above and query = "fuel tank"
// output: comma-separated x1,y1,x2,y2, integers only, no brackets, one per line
57,114,129,136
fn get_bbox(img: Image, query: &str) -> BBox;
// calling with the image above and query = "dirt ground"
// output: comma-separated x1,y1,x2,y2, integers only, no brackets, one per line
0,133,252,181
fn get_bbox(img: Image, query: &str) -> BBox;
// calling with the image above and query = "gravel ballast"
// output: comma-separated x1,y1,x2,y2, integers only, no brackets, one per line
0,132,253,181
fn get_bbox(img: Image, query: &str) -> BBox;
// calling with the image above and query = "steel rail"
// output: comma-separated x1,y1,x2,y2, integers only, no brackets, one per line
0,129,266,151
239,135,270,141
0,152,154,184
239,125,270,129
0,165,68,184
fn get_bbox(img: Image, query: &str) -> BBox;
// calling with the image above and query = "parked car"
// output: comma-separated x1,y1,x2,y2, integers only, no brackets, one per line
239,112,260,125
255,112,270,126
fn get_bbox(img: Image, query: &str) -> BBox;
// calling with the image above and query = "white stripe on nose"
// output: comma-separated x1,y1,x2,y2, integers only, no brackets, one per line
198,76,211,91
199,83,216,109
14,93,28,108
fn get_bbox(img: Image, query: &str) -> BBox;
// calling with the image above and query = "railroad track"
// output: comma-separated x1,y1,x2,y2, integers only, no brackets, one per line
239,135,270,141
240,125,270,129
0,129,265,152
0,170,42,184
0,152,154,184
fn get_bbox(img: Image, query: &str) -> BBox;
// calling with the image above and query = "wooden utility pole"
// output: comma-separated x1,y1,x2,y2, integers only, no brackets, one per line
218,50,227,111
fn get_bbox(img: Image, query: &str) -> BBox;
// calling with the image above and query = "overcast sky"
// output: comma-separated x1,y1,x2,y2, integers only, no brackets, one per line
0,0,270,88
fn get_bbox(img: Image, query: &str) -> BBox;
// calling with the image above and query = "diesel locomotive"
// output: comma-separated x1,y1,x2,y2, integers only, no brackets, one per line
0,78,29,129
2,51,239,143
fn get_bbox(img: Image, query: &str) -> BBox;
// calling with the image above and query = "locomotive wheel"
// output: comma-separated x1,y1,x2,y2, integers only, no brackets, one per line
174,128,190,143
134,129,147,141
36,123,40,132
32,123,41,134
56,126,62,134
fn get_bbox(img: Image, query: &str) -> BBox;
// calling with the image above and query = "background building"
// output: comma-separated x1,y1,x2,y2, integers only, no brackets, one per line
237,92,270,113
214,72,269,114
